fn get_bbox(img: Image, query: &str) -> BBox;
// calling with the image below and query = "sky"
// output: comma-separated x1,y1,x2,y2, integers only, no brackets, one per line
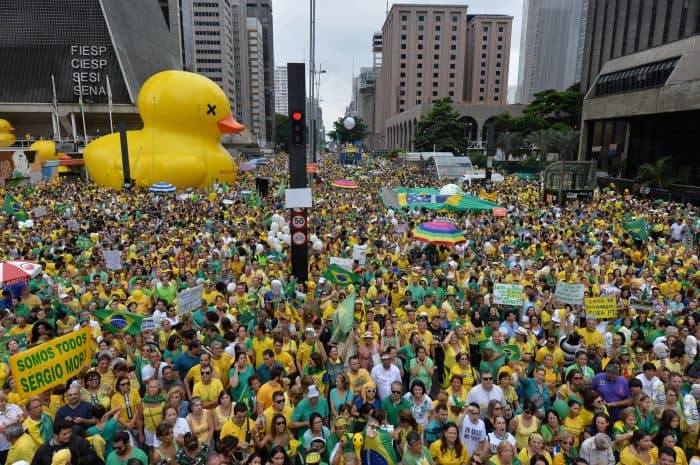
273,0,524,132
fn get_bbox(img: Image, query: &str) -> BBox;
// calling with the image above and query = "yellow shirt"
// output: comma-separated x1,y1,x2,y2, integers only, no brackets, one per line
297,341,314,370
576,328,604,347
211,353,233,384
193,379,224,404
142,401,165,432
252,337,274,368
262,405,293,434
563,415,584,448
274,350,296,374
618,446,658,465
110,389,141,421
429,439,469,465
220,417,256,447
6,433,37,465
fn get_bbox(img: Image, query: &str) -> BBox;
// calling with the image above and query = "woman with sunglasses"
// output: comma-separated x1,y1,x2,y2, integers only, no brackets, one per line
484,400,505,434
110,375,141,438
257,413,294,454
356,382,382,411
80,371,110,410
551,430,577,465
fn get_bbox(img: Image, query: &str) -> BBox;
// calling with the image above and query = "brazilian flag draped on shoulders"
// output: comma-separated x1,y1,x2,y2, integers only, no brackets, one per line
93,308,144,336
361,427,398,465
323,264,359,287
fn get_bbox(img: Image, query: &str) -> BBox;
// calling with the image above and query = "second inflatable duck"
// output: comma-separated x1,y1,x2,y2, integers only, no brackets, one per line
84,70,244,189
0,119,16,147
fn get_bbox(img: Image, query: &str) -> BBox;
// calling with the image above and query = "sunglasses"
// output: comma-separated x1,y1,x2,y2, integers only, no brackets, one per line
275,399,285,404
119,383,130,387
482,377,493,381
276,421,286,426
392,391,402,394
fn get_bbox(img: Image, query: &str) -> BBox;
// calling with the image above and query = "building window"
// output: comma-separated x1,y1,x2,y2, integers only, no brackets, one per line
418,25,424,31
495,87,500,92
482,35,487,41
480,79,485,84
450,44,456,50
482,53,486,59
496,70,501,76
418,35,423,41
451,35,457,41
449,72,455,78
432,90,438,96
480,87,484,93
417,72,422,78
483,26,489,32
433,82,438,87
418,15,424,21
498,36,503,41
479,96,484,101
400,81,405,87
450,54,456,60
417,81,422,87
434,63,439,69
494,96,499,101
433,54,439,60
401,63,406,68
497,45,502,50
498,26,504,32
435,25,440,31
435,35,440,40
497,53,502,59
417,90,422,96
495,79,500,84
595,57,680,96
418,44,423,50
449,81,454,87
400,99,405,104
450,63,456,69
400,53,406,59
402,25,407,31
482,44,487,50
401,15,407,21
400,72,406,78
417,63,422,68
452,15,458,22
434,44,440,50
399,90,405,96
401,34,407,40
433,72,439,78
496,62,501,68
435,15,441,21
481,62,486,67
480,70,485,75
416,99,421,104
401,44,406,49
452,26,457,31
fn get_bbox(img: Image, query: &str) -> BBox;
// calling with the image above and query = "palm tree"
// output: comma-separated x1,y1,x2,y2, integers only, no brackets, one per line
636,156,675,188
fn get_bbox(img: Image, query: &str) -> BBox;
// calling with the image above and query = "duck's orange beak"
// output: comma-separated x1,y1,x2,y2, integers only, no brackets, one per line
7,126,14,132
217,113,245,134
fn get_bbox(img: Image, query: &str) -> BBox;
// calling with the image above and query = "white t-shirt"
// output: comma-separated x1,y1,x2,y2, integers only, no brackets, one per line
466,384,505,417
403,393,434,428
460,417,486,456
487,431,516,454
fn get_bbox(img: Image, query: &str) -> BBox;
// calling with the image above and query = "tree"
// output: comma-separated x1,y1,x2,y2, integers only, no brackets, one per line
493,112,548,137
327,117,369,145
274,113,290,152
413,98,468,152
636,156,676,188
496,132,523,160
550,130,580,161
523,86,583,129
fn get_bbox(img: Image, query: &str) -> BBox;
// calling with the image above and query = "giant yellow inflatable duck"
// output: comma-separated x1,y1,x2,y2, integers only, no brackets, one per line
0,119,16,147
84,70,244,189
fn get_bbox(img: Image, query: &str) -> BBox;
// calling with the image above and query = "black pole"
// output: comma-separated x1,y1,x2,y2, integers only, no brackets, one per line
119,120,131,187
287,63,308,283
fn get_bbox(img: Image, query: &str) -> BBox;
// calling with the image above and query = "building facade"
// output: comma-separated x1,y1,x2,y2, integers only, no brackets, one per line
515,0,587,104
246,1,275,146
464,14,513,104
375,4,512,148
247,17,267,145
0,0,181,138
274,66,288,115
579,0,700,93
231,0,251,127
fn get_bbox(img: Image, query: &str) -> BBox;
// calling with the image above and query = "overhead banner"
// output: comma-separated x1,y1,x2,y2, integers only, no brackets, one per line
493,283,524,306
555,282,585,306
584,296,618,319
177,285,204,314
9,326,91,398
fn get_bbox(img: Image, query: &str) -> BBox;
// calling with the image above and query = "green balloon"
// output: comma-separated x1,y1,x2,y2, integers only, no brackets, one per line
552,399,569,419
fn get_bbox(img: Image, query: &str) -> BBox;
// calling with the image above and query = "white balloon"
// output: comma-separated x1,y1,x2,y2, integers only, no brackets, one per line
271,238,280,247
226,282,236,293
274,244,283,253
276,232,284,239
391,218,398,225
439,184,463,196
282,226,290,235
343,116,356,130
270,222,280,233
275,216,286,226
255,243,264,254
283,234,291,243
387,209,395,218
310,234,319,243
312,241,323,251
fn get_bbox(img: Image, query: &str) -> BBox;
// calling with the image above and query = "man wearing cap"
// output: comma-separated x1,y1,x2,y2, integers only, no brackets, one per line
578,433,615,465
290,385,329,436
371,352,402,400
591,362,631,422
325,417,354,465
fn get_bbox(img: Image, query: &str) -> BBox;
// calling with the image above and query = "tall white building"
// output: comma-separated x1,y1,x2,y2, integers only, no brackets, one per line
189,0,237,110
515,0,587,104
247,17,267,145
274,66,288,115
231,0,250,126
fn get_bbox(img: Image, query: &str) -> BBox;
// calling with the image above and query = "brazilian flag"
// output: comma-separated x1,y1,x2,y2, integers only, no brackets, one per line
361,427,398,465
331,291,356,344
323,264,360,287
93,309,144,336
2,194,27,221
622,216,648,241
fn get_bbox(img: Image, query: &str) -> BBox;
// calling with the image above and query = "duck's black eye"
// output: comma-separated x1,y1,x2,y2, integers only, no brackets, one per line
206,104,217,116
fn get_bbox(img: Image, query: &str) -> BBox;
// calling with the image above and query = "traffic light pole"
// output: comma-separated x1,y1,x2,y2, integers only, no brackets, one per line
287,63,309,283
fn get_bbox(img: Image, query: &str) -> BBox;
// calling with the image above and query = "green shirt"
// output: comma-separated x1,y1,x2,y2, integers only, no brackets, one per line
105,445,149,465
402,446,433,465
381,396,411,426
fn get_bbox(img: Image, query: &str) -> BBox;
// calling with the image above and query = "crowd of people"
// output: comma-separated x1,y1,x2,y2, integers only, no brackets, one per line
0,153,696,465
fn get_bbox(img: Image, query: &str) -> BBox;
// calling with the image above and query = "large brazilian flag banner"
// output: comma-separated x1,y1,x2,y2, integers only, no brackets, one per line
9,326,92,397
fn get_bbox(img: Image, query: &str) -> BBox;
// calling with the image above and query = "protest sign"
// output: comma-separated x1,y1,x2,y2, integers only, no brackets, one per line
32,206,48,217
102,250,122,270
330,257,353,272
555,282,585,305
585,296,618,319
493,283,524,306
353,244,367,266
9,326,91,397
177,285,204,314
141,318,158,331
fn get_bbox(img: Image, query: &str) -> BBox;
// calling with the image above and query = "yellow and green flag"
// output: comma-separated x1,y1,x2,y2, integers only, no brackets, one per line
93,309,144,336
3,194,27,221
323,264,359,287
331,291,356,344
623,217,648,241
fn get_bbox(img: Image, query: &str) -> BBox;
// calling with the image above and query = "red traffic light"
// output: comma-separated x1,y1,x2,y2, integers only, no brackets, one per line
291,111,303,121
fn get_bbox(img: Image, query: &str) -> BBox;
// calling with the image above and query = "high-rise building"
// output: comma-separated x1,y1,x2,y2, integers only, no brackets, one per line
231,0,251,127
464,14,513,104
189,0,238,113
246,1,274,146
0,0,180,137
580,0,700,93
375,4,512,144
247,17,266,145
274,66,288,115
515,0,587,104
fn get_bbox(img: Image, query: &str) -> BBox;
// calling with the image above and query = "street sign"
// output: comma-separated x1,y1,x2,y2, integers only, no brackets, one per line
292,215,306,229
292,231,307,245
306,163,318,173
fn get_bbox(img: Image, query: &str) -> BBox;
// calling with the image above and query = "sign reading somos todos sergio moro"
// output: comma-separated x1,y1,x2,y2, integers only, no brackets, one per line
9,326,91,397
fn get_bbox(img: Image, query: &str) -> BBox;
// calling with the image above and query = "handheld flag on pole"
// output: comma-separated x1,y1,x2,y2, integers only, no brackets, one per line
622,217,648,241
323,264,360,287
3,194,28,221
92,308,144,336
331,291,356,343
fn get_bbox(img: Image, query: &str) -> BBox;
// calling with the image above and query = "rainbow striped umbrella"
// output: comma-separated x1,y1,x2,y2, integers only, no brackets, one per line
413,221,466,246
331,179,358,189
